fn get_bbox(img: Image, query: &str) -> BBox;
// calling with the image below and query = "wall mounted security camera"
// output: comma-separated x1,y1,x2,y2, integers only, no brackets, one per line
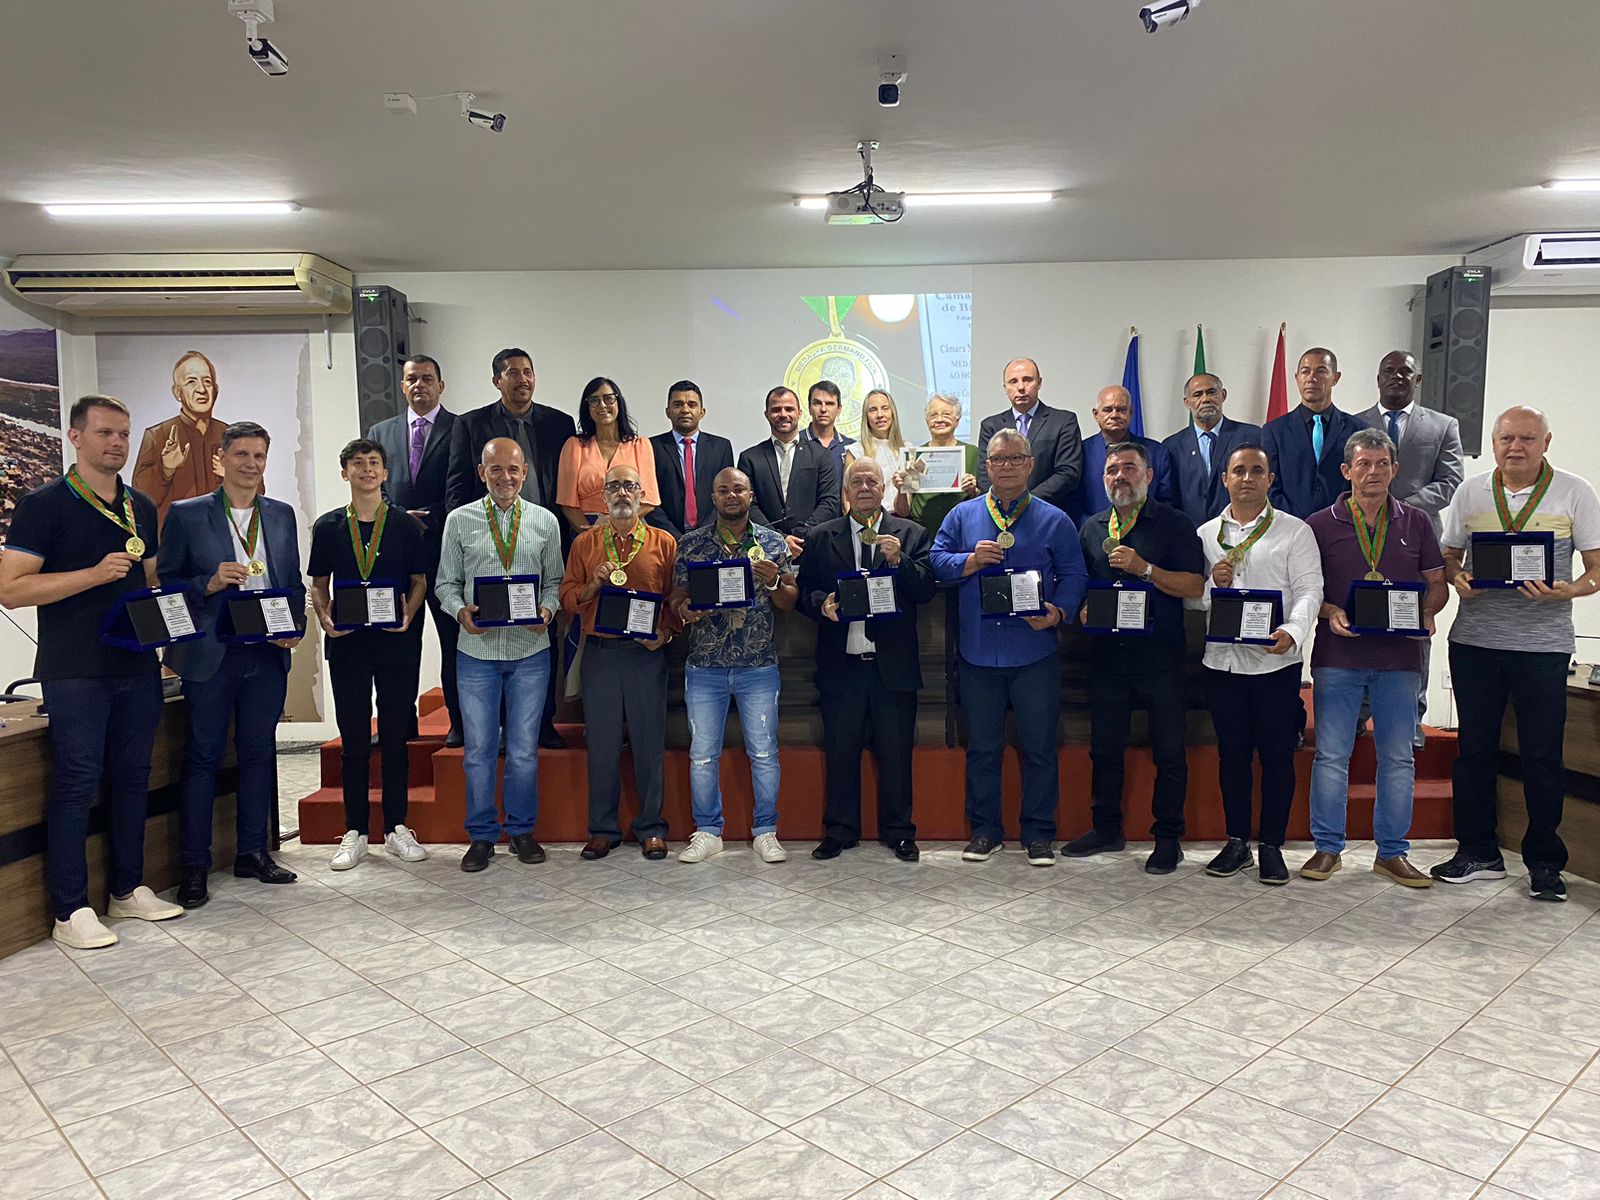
1140,0,1202,33
877,82,901,108
248,37,289,76
877,53,907,108
457,92,506,133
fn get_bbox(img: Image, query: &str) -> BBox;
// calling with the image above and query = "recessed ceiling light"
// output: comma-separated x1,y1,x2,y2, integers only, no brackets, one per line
42,201,302,217
793,192,1054,210
1542,180,1600,193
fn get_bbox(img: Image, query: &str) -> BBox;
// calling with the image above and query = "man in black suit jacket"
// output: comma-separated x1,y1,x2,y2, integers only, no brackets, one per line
647,379,737,538
1161,373,1263,529
976,357,1084,513
1261,348,1366,518
367,354,461,742
797,458,936,862
737,386,841,558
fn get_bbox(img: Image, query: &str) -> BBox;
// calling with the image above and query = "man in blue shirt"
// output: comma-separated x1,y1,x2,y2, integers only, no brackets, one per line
931,429,1088,866
1072,385,1175,526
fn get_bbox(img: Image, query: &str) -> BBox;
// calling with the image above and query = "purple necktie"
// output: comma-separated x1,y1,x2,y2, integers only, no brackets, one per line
409,417,427,478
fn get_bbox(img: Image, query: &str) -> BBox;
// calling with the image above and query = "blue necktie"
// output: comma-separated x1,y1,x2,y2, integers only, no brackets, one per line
1016,411,1031,441
1198,430,1215,477
1311,414,1325,462
1387,410,1401,454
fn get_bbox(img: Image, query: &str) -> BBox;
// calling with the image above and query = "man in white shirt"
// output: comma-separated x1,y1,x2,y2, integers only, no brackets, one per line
1193,445,1323,884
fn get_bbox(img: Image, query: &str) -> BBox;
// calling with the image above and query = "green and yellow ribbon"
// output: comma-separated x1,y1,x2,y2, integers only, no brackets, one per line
1108,501,1144,544
346,502,389,581
984,490,1032,538
1219,507,1274,565
603,521,645,575
1347,496,1389,577
65,466,137,539
221,491,262,558
484,496,521,573
1493,460,1553,532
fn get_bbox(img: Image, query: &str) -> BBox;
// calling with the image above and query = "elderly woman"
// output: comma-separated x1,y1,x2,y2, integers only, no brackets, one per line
556,377,659,533
893,392,981,536
844,388,909,513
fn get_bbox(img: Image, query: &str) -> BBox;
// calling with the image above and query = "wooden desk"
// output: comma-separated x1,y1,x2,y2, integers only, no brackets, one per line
1498,666,1600,881
0,695,237,961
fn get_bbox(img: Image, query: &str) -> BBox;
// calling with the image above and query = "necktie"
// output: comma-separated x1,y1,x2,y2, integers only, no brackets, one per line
1016,410,1032,441
409,417,427,479
1198,430,1216,477
683,436,698,528
1387,410,1401,454
1311,414,1325,462
776,441,794,504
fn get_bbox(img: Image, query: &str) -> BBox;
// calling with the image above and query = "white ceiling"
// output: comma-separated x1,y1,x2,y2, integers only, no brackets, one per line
4,0,1600,273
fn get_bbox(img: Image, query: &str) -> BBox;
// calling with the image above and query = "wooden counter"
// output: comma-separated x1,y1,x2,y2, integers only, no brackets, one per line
1498,666,1600,881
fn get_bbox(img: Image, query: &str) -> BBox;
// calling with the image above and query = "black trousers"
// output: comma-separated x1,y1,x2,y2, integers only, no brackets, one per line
582,637,668,841
331,654,417,834
1204,662,1302,847
820,657,917,844
1450,642,1570,870
1089,666,1188,840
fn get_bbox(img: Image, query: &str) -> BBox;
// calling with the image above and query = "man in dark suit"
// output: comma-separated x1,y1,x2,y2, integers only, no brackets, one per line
1073,385,1176,526
367,354,461,743
1261,347,1367,518
443,347,575,747
158,421,305,909
647,379,737,539
1162,373,1262,529
976,357,1083,513
797,458,936,862
738,386,841,559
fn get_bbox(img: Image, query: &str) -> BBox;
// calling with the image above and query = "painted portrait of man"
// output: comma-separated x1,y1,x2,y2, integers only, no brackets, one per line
131,349,262,525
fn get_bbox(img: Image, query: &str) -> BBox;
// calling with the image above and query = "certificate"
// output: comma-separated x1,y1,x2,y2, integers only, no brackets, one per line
507,582,540,622
1239,601,1275,641
261,596,296,635
901,446,966,494
719,566,748,604
1511,543,1547,581
626,598,658,635
156,592,197,639
1009,570,1042,613
1116,589,1148,631
1388,588,1420,629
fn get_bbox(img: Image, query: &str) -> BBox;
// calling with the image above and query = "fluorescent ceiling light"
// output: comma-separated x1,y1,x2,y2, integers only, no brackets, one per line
43,201,302,217
793,192,1054,210
1542,180,1600,193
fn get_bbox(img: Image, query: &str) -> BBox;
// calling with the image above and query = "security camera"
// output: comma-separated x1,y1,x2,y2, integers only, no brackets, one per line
1140,0,1202,32
247,36,289,76
877,53,906,108
457,92,506,133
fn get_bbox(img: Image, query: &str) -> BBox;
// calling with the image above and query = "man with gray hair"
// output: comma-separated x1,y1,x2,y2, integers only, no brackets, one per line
1432,407,1600,900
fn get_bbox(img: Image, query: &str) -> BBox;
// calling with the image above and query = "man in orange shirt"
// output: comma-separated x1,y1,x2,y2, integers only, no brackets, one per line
560,464,677,859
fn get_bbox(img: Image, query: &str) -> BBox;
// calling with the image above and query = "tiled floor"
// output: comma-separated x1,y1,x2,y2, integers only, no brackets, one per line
4,770,1599,1199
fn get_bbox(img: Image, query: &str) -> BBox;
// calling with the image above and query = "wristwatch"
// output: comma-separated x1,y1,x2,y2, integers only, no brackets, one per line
1140,562,1155,582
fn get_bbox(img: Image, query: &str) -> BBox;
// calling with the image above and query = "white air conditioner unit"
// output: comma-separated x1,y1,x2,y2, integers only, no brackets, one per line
2,252,354,315
1467,233,1600,295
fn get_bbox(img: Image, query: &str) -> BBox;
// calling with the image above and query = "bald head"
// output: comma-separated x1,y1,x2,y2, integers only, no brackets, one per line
1093,386,1134,440
1490,406,1552,484
1376,351,1421,411
603,463,643,521
711,466,755,522
478,437,527,504
1003,358,1043,413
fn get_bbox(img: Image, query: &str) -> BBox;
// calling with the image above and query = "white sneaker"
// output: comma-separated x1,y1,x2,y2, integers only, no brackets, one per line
107,886,183,922
678,831,724,863
384,825,428,862
53,907,117,950
753,833,788,864
331,831,368,871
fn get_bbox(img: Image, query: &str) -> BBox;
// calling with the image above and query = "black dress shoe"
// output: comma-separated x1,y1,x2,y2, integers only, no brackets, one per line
233,851,297,884
811,837,858,860
444,725,464,749
1205,838,1254,878
509,833,547,864
1062,829,1126,858
888,839,920,862
1144,838,1184,875
539,725,566,750
176,866,209,909
461,840,494,872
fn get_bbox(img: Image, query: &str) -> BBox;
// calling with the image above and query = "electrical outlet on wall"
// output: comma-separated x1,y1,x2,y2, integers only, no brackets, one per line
1440,665,1452,690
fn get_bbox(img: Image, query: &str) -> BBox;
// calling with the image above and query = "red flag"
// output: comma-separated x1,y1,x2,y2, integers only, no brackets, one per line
1266,322,1289,422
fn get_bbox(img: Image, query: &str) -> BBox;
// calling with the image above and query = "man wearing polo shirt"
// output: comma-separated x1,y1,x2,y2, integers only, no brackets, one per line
1195,445,1323,885
560,464,676,861
1302,429,1447,887
1064,442,1205,875
800,380,856,476
1433,407,1600,901
931,428,1088,866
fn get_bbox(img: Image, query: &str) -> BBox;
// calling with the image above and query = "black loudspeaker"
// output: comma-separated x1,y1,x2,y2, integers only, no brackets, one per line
353,285,409,433
1422,265,1490,456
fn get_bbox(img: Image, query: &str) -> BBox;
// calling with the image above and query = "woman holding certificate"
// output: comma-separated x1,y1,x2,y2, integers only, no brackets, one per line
893,393,980,537
845,388,910,513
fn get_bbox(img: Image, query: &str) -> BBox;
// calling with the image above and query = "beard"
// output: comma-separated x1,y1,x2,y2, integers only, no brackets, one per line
607,495,638,521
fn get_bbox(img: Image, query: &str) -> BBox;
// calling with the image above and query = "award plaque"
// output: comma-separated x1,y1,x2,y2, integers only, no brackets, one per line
473,574,544,627
1469,531,1556,589
835,569,899,621
1084,580,1154,636
100,585,206,652
1207,587,1285,645
332,579,403,630
218,588,301,643
686,559,754,610
1346,580,1426,636
978,567,1046,619
594,586,663,639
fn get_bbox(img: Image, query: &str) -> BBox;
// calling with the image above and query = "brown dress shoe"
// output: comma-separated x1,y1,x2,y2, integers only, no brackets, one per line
640,837,668,860
1373,855,1433,888
581,836,622,861
1299,851,1343,881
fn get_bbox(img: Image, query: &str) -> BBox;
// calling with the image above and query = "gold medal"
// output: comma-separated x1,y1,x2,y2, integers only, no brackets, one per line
748,543,767,562
1365,570,1385,582
125,535,145,557
859,527,877,545
609,568,628,586
1225,548,1244,567
783,296,890,439
1102,537,1120,556
996,530,1015,549
247,559,266,577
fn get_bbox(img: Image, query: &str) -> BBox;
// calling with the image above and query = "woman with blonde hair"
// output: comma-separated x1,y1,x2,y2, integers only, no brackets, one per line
893,392,980,536
844,388,908,512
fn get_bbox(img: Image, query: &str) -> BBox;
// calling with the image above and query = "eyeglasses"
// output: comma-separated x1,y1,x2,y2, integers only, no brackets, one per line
986,455,1032,467
586,394,621,408
603,480,642,495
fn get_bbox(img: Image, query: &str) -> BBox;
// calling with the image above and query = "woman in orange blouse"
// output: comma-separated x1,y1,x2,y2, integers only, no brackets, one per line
556,377,660,533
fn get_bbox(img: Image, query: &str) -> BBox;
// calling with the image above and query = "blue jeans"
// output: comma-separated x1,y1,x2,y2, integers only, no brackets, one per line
685,665,780,836
181,644,286,868
457,650,548,842
958,654,1061,845
41,671,163,919
1310,667,1419,859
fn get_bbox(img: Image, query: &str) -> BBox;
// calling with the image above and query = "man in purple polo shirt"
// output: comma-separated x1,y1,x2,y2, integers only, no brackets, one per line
1302,428,1448,887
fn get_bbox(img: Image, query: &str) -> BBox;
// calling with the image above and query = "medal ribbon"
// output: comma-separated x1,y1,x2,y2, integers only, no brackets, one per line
1493,461,1553,532
849,508,882,538
1346,496,1389,576
222,492,262,559
1108,501,1144,544
715,521,757,556
346,502,389,582
484,496,521,573
1218,507,1274,559
603,521,645,576
984,490,1032,537
65,467,136,537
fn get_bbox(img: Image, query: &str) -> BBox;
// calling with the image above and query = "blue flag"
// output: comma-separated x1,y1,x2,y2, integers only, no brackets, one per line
1122,331,1145,438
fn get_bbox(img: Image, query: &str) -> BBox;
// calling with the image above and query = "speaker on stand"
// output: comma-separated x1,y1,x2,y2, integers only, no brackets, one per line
1422,265,1490,456
353,285,410,433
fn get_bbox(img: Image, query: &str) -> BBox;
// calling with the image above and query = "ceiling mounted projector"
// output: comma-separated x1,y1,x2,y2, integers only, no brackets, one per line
821,141,905,226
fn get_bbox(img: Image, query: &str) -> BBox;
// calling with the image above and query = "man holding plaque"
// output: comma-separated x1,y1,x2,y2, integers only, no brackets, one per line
1066,442,1205,874
160,421,305,908
1434,407,1600,900
308,438,430,871
1194,445,1323,885
670,467,797,864
559,464,676,861
930,429,1087,866
1,394,184,948
797,458,936,862
1303,428,1446,888
437,438,565,873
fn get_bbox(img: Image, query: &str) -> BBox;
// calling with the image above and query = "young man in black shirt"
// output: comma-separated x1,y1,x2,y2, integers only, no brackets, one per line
308,439,429,871
0,395,184,948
